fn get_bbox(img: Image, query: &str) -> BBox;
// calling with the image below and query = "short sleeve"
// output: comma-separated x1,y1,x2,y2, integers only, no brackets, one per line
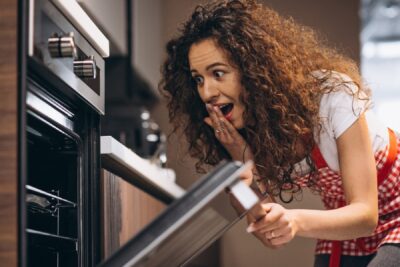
319,72,370,139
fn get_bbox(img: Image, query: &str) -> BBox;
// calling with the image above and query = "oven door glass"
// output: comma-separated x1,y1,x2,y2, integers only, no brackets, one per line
98,161,254,267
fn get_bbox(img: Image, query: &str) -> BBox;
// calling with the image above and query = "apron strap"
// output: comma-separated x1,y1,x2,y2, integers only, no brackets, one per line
329,241,342,267
377,128,397,185
311,144,329,169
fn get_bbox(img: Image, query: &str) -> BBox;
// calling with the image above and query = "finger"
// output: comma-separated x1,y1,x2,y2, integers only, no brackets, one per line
269,233,292,246
257,221,281,234
206,105,227,136
260,203,285,222
213,106,236,135
213,112,227,136
204,117,212,127
206,104,220,128
265,230,276,240
205,108,225,135
246,206,273,233
265,226,291,239
204,117,224,136
262,205,284,225
253,231,282,249
260,202,274,212
223,117,237,136
248,218,280,234
247,205,283,232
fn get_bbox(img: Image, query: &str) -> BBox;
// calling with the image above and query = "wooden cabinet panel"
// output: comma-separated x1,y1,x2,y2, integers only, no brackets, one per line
0,0,18,266
100,169,166,259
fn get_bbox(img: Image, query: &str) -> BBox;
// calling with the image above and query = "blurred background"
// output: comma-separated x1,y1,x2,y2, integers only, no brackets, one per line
79,0,400,266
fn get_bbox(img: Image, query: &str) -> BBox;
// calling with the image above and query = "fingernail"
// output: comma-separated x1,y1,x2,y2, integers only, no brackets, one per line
246,225,254,233
205,103,211,110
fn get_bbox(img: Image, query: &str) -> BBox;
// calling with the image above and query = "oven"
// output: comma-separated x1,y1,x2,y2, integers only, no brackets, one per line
24,0,109,266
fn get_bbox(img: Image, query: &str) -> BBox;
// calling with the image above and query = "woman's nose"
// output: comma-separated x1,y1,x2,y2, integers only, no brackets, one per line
201,79,220,102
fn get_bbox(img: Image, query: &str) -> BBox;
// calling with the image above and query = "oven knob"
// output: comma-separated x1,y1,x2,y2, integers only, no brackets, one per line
48,32,77,58
73,55,97,79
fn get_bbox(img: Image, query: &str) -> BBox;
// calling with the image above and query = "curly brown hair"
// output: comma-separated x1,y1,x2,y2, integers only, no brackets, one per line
159,0,370,202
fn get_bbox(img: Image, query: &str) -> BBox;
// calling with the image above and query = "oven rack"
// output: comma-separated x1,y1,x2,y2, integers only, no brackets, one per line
27,228,77,252
26,185,77,209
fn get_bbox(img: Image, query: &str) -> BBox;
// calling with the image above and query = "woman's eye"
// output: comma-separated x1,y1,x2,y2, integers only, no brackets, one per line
214,70,225,78
193,76,204,85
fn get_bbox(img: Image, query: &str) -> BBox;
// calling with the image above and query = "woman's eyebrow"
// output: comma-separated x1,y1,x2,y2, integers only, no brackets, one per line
190,62,229,74
206,62,229,70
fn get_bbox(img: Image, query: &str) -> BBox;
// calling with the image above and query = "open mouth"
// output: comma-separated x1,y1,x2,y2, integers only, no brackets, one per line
219,103,234,117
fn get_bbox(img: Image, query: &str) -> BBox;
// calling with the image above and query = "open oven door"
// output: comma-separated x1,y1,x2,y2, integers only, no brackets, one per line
98,161,264,267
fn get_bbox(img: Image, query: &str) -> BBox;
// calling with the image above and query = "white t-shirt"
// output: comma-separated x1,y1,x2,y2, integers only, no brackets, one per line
293,71,389,175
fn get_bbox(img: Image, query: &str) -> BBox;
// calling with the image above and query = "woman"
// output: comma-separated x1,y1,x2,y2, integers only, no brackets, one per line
159,1,400,266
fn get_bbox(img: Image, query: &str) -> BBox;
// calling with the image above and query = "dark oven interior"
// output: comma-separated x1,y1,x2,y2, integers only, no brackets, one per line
24,63,101,266
26,109,80,267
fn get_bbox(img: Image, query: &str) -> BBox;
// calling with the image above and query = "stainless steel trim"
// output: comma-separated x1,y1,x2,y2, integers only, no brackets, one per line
51,0,109,57
26,91,74,131
34,0,105,114
229,179,259,210
28,0,35,56
48,32,77,58
73,55,97,79
100,135,184,200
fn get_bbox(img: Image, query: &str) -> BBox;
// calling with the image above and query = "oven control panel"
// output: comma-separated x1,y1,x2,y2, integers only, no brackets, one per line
28,0,109,114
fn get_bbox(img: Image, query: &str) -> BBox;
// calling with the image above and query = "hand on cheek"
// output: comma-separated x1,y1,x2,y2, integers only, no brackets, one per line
204,104,250,161
204,104,256,185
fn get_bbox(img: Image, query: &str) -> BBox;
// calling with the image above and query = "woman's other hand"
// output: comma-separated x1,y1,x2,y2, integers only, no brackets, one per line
246,202,298,247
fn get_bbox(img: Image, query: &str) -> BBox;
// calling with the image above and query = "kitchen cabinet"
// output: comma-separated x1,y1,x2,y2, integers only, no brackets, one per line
100,169,166,259
100,135,184,259
0,0,18,266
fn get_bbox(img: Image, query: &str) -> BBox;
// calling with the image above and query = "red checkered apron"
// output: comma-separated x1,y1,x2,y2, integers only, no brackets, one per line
297,129,400,267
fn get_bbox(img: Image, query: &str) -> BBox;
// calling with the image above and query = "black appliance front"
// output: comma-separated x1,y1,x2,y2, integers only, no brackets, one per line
99,161,253,267
25,76,100,267
26,89,79,266
24,0,104,265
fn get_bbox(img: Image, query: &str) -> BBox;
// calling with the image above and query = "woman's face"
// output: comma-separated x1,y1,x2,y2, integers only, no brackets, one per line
188,38,245,129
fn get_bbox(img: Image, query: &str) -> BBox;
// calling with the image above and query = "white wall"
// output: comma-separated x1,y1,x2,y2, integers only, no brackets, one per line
132,0,163,95
77,0,127,55
362,48,400,131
